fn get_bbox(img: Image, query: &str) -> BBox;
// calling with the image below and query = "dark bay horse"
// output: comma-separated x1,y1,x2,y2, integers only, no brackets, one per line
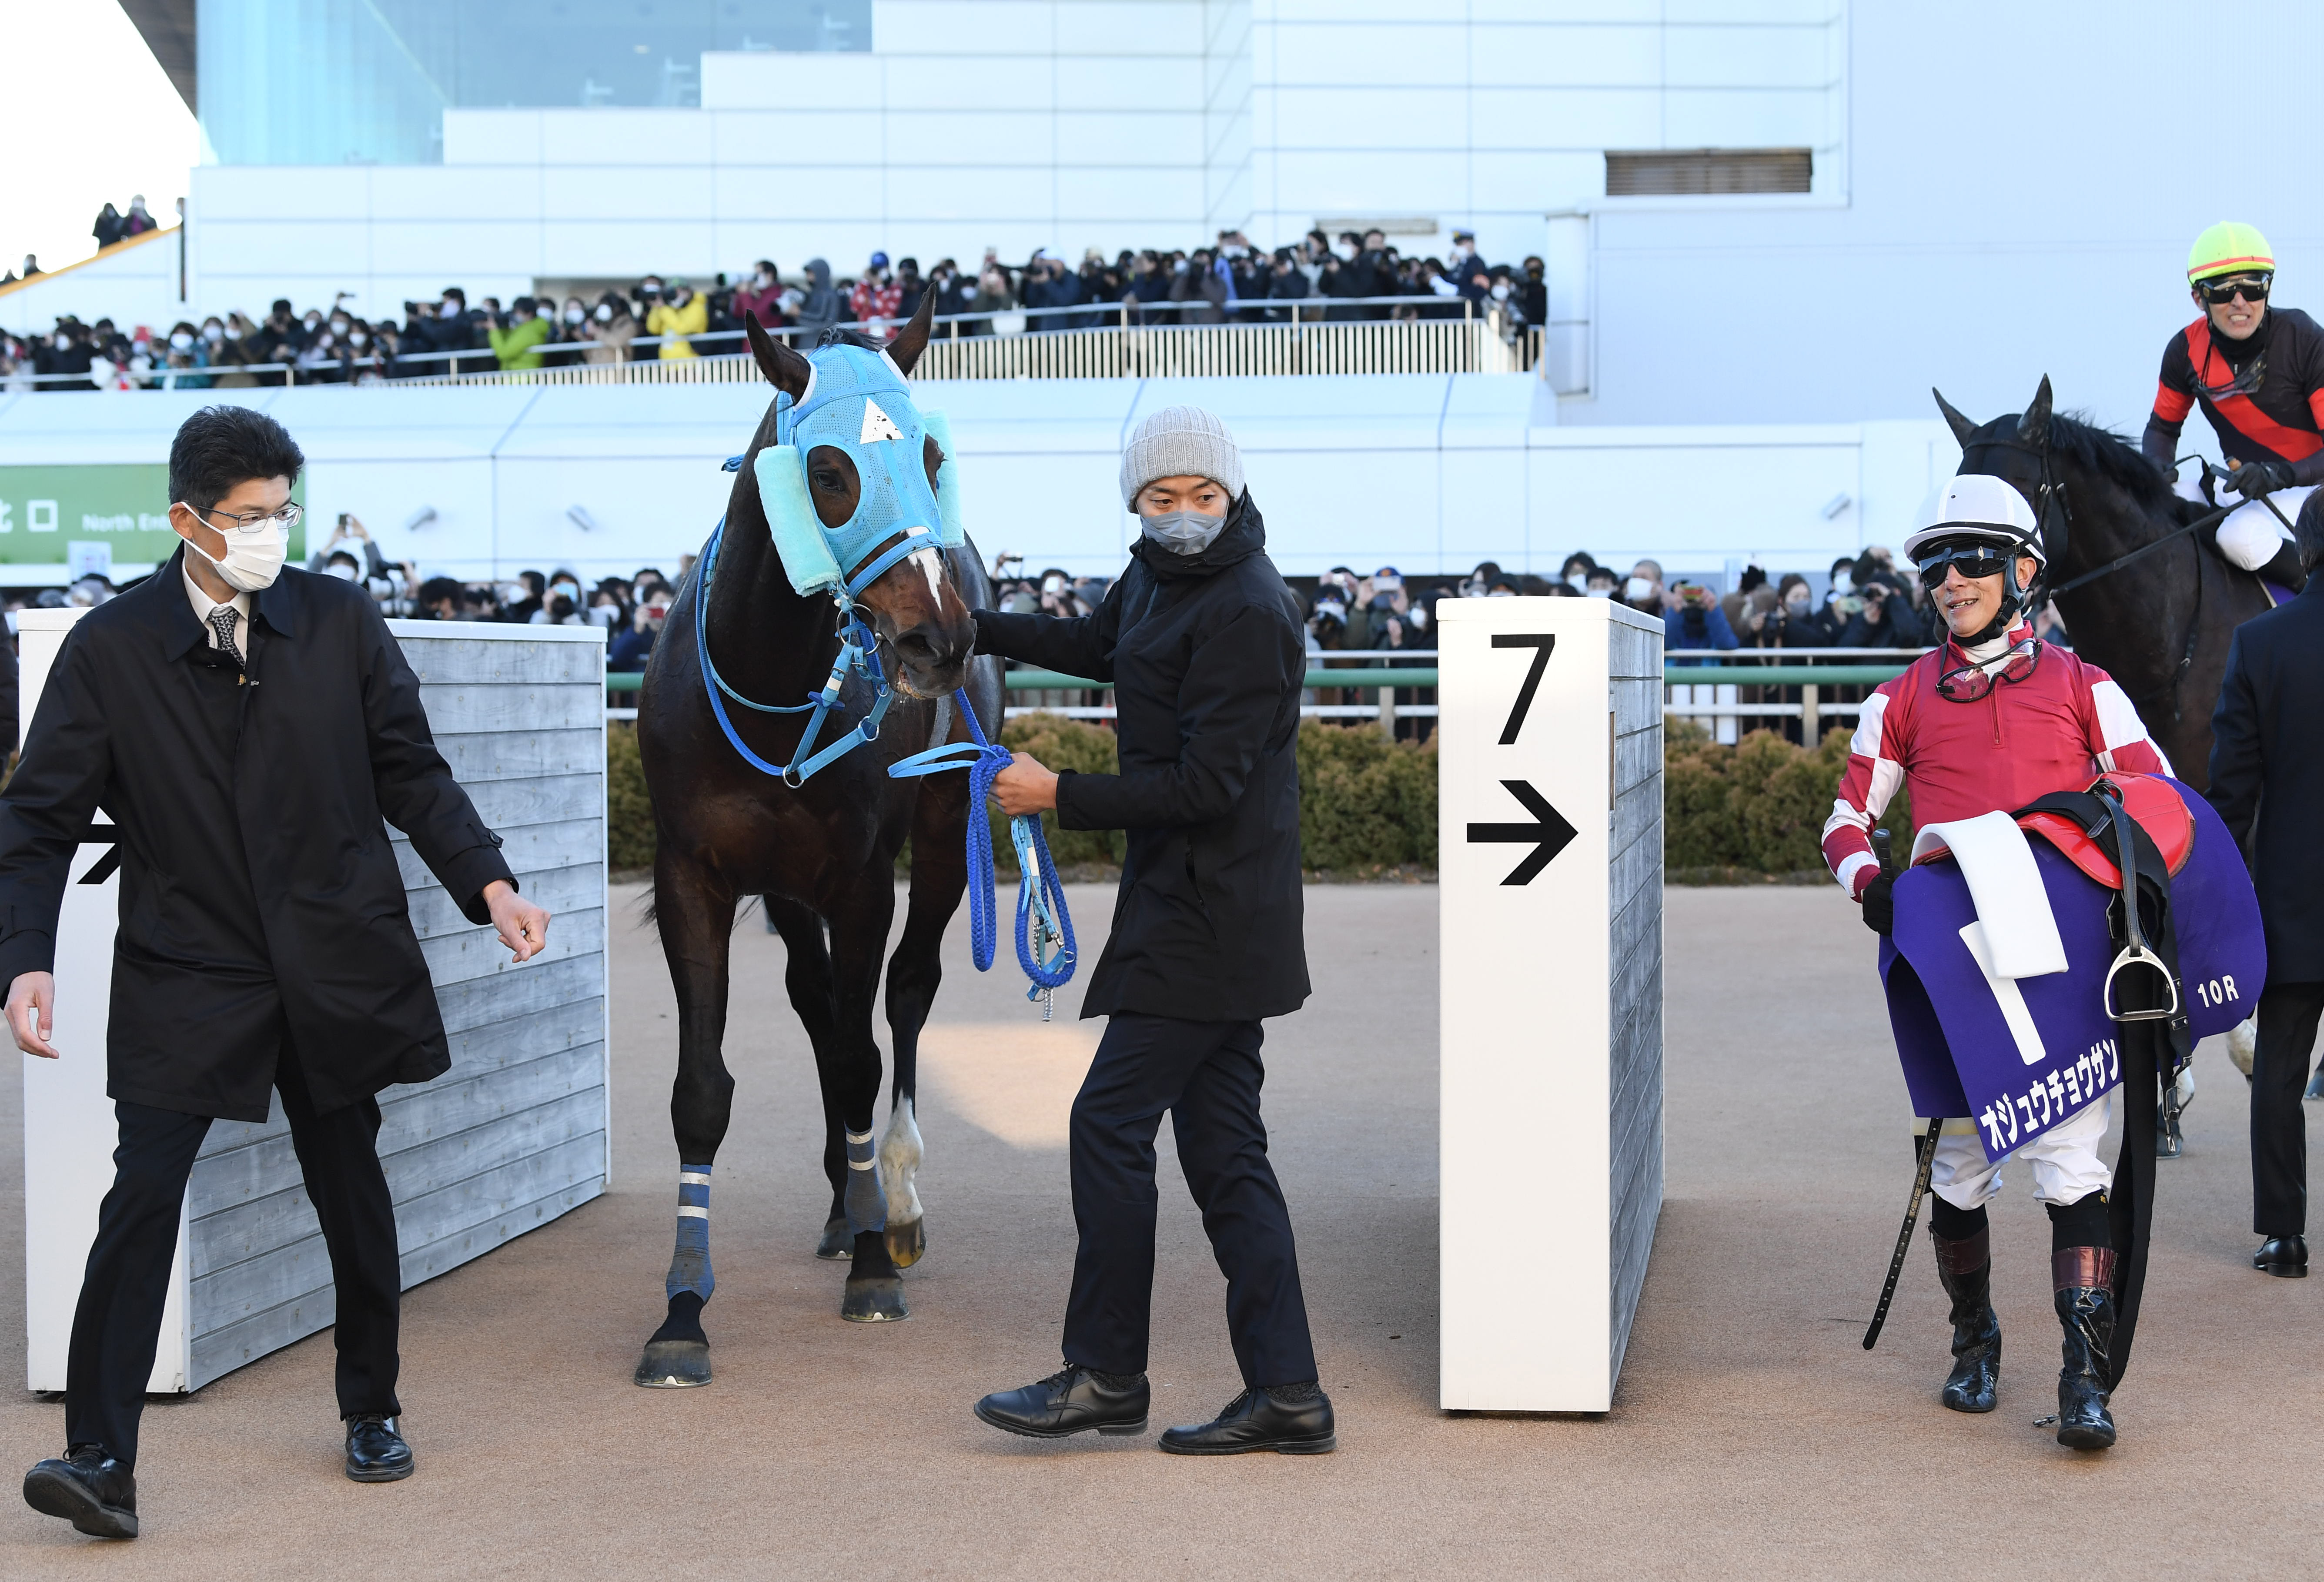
1935,376,2286,790
633,293,1003,1386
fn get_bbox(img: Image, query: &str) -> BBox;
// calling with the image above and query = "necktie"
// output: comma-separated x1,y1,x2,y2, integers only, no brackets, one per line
207,606,243,669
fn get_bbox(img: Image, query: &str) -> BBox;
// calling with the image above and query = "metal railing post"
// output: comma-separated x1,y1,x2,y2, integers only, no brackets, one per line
1378,684,1397,738
1801,684,1820,744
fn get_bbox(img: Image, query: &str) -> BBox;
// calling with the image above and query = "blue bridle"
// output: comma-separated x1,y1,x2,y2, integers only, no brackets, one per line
691,345,1074,1002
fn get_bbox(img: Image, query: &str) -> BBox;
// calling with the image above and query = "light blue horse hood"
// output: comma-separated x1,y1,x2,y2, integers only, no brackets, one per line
751,342,964,599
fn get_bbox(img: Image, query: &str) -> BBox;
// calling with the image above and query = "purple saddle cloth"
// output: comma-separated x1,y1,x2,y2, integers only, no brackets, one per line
1879,778,2265,1161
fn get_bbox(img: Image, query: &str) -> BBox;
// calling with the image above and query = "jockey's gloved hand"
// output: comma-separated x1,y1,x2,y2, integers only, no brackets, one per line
1859,869,1894,936
2227,458,2294,498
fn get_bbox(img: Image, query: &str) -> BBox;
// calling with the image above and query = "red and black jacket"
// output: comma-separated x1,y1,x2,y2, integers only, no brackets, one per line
2144,306,2324,482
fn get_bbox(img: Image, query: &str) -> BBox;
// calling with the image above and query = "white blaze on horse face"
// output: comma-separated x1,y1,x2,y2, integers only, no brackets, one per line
910,545,944,602
859,398,904,445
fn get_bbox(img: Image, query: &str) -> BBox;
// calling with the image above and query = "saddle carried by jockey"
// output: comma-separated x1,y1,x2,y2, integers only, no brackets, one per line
2141,221,2320,595
1823,475,2264,1452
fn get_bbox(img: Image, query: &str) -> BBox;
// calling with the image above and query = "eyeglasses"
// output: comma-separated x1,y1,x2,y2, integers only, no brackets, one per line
186,501,303,536
1915,542,2016,588
1936,637,2042,703
2197,274,2271,306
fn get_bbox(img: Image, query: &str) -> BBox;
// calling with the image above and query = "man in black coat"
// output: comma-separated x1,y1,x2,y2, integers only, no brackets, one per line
967,405,1333,1456
2209,573,2324,1278
8,407,550,1539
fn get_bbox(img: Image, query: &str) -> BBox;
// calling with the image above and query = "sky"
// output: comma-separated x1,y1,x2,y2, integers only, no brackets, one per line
0,0,201,274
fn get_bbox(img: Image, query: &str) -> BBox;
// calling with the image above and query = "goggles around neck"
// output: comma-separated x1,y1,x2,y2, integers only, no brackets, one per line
1936,636,2041,703
751,343,964,601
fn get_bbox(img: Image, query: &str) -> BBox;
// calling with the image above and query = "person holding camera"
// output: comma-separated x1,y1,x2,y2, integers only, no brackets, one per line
1836,561,1925,649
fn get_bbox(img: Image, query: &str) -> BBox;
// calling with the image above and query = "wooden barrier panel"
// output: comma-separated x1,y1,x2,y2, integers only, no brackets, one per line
20,614,609,1392
1436,597,1664,1412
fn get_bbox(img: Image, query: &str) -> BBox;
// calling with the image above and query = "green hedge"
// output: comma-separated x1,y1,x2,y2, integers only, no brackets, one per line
603,716,1880,880
1664,720,1913,876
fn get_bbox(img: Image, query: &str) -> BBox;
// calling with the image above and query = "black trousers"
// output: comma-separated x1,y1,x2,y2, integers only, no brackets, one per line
67,1049,403,1465
2252,980,2324,1237
1062,1013,1317,1388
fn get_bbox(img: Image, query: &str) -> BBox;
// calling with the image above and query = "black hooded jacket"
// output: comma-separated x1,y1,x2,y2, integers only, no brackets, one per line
972,495,1311,1022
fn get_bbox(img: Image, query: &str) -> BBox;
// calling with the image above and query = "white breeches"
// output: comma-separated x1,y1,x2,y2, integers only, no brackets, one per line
1927,1092,2114,1211
2216,486,2311,572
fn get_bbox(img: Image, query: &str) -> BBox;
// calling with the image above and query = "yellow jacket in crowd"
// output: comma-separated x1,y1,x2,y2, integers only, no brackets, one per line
646,292,708,359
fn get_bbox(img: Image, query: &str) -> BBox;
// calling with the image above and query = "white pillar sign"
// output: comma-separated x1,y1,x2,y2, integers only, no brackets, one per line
1437,597,1664,1412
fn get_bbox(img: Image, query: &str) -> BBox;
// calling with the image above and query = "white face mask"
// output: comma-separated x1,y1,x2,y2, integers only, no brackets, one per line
565,306,583,324
1565,572,1586,590
349,330,368,348
595,304,613,323
1830,572,1854,596
188,519,288,593
441,299,460,316
1625,576,1658,602
170,331,192,351
1585,585,1613,599
54,334,70,350
303,314,322,331
203,324,223,343
326,562,360,581
1491,283,1511,301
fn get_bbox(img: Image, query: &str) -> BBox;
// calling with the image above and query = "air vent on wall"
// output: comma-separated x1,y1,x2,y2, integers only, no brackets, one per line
1604,148,1812,197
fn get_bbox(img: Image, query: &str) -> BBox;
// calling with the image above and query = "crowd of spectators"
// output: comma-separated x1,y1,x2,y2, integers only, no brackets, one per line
0,225,1547,391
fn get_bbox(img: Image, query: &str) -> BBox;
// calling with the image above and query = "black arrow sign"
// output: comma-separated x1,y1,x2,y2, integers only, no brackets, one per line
1466,779,1577,886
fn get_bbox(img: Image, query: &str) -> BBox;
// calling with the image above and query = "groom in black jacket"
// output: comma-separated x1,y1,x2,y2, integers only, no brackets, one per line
968,405,1332,1455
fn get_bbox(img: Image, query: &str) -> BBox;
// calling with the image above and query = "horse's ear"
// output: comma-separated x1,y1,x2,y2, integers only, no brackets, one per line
1932,388,1979,448
2017,375,2054,448
746,312,813,400
886,286,937,376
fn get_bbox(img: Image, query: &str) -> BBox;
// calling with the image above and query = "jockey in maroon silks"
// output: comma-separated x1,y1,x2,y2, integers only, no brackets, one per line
1824,474,2169,1452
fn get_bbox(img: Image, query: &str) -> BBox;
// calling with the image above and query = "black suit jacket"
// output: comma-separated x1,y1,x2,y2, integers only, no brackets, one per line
2207,579,2324,984
0,549,515,1120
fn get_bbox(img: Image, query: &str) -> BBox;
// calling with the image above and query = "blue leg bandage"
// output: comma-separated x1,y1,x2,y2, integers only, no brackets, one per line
665,1164,715,1303
843,1129,887,1237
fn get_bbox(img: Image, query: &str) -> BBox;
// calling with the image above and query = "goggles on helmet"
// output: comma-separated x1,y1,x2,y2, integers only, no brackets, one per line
2196,273,2271,306
1936,637,2042,704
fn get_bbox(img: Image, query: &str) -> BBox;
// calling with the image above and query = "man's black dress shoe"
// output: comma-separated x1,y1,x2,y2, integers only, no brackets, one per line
974,1366,1150,1439
345,1415,415,1482
2255,1235,2309,1277
23,1446,138,1539
1158,1384,1336,1455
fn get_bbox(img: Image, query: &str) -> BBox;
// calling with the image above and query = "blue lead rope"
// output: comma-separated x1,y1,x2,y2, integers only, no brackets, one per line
888,688,1077,1013
694,515,895,787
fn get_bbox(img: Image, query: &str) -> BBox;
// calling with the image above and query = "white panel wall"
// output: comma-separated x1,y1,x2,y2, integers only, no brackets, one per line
1,230,188,338
0,378,1954,587
180,1,1845,328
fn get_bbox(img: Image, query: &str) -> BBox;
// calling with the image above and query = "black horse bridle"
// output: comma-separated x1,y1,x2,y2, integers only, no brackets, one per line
1960,432,2229,717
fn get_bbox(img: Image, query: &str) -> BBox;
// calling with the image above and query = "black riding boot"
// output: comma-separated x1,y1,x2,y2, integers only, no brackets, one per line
1931,1226,2000,1412
2257,540,2308,594
2053,1247,2118,1451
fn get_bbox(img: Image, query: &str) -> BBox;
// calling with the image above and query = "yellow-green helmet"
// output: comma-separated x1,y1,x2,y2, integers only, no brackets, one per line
2188,221,2274,283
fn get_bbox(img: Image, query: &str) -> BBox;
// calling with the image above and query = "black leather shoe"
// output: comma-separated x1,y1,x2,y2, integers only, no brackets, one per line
974,1366,1150,1439
23,1446,137,1539
1158,1385,1336,1455
344,1415,415,1482
2255,1235,2309,1277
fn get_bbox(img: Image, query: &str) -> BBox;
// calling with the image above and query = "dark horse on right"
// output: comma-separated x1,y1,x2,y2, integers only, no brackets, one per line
1933,376,2314,789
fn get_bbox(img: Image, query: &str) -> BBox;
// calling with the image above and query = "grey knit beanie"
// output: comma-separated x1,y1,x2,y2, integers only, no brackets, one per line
1119,405,1245,508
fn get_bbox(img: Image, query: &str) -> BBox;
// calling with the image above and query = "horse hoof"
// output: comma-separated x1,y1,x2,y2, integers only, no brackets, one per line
885,1216,926,1270
841,1276,908,1323
635,1339,712,1388
816,1216,853,1260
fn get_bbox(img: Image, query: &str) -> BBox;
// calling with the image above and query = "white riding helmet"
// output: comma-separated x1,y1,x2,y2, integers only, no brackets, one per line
1903,473,2046,566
